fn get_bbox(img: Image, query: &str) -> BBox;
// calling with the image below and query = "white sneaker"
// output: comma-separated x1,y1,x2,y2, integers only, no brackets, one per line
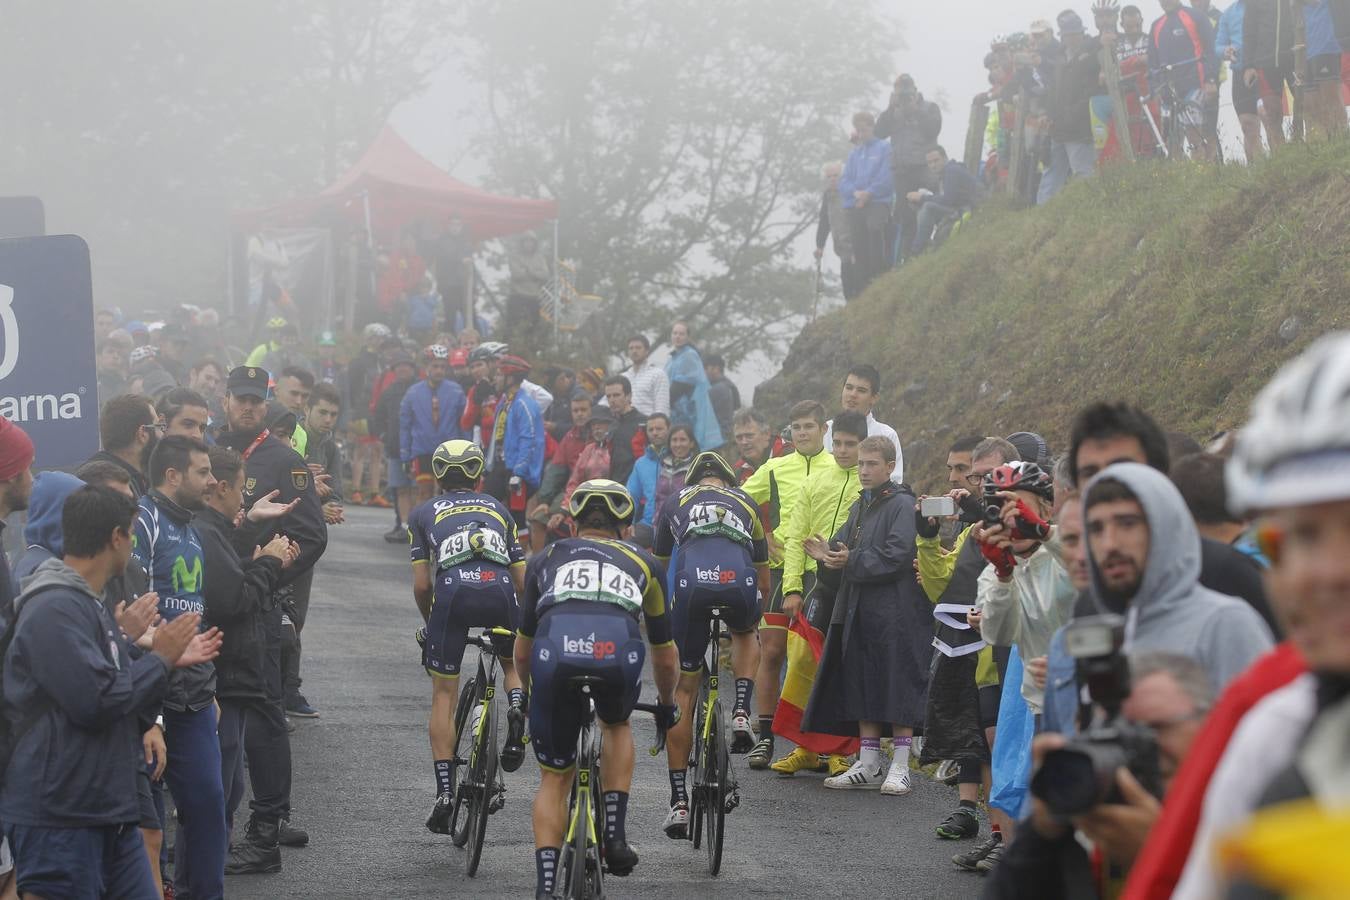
662,802,690,839
880,765,913,796
823,760,885,790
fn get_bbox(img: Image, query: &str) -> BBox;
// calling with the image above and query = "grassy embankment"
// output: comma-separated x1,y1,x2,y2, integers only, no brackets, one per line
754,141,1350,491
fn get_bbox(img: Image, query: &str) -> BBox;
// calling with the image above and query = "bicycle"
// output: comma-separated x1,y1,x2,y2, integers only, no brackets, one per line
683,605,741,876
553,677,665,900
448,626,515,877
1141,57,1208,160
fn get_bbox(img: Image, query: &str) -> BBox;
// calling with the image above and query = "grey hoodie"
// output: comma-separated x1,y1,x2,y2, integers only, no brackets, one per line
1,557,168,827
1042,463,1273,734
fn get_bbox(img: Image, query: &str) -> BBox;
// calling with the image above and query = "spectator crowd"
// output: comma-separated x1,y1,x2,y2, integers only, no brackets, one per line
815,0,1350,302
16,259,1350,899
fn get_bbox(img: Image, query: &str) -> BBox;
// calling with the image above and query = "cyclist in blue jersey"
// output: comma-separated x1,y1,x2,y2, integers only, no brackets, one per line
651,451,768,838
408,440,528,835
515,480,679,898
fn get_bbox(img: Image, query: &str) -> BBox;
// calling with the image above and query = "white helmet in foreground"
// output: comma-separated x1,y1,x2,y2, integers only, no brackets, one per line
1227,331,1350,515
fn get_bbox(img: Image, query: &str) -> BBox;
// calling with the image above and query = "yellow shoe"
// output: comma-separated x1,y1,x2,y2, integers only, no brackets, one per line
826,755,852,778
769,747,821,776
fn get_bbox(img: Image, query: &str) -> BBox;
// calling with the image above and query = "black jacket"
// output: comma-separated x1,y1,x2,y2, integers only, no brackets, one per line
875,94,944,169
194,505,284,701
83,449,148,499
609,407,646,484
215,428,328,586
1243,0,1298,71
1046,37,1102,144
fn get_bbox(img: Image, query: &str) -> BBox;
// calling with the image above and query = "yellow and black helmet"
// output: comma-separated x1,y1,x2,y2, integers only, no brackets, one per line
687,451,737,486
566,479,635,525
431,439,485,482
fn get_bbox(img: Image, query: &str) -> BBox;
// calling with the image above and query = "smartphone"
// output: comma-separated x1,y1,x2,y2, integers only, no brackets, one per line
920,496,957,518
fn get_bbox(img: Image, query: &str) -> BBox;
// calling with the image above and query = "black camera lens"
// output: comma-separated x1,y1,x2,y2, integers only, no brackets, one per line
1030,743,1129,817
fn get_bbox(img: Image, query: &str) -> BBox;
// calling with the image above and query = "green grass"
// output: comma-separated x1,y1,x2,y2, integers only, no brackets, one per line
755,141,1350,491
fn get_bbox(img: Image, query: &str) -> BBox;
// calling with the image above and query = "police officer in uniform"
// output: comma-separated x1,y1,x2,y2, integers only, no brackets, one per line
215,366,329,869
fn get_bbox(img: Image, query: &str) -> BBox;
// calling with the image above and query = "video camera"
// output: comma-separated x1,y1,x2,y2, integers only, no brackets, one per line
1029,615,1164,817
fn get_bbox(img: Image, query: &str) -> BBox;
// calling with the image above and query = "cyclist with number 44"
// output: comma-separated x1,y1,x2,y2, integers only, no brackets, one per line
514,480,680,900
651,452,767,839
408,440,529,836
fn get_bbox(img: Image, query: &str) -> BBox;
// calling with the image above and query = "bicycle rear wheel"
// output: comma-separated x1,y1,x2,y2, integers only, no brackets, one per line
568,765,591,899
449,677,479,847
704,701,728,876
464,700,498,877
690,679,710,850
586,758,605,898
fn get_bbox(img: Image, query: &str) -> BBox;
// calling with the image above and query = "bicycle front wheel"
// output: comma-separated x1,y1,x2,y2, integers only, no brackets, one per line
450,677,479,847
465,697,498,877
568,772,590,899
704,701,728,876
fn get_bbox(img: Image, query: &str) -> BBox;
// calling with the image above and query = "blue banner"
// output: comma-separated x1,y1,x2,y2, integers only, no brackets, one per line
0,235,99,468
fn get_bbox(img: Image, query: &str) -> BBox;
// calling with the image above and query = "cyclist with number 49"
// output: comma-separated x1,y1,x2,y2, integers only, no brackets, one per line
651,451,767,839
514,480,680,900
408,440,528,836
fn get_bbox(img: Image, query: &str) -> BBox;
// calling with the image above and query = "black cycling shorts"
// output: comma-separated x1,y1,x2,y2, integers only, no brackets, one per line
136,762,161,831
671,545,758,673
527,603,645,771
424,565,518,677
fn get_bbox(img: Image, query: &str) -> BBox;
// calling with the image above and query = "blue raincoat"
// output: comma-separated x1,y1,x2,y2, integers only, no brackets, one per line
665,344,723,450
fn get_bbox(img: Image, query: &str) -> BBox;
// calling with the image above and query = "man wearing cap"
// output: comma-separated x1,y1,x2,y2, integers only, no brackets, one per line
245,318,289,368
214,366,328,862
1037,9,1102,204
874,73,943,265
400,346,467,505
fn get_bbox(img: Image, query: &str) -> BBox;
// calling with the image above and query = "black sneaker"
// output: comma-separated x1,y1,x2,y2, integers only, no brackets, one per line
384,525,409,544
603,838,638,876
425,792,453,835
747,736,774,770
953,832,1001,871
285,695,319,718
501,705,526,773
277,818,309,847
936,806,980,840
975,841,1005,874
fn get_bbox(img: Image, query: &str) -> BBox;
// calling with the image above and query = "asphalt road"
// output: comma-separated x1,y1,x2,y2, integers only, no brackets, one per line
225,506,986,899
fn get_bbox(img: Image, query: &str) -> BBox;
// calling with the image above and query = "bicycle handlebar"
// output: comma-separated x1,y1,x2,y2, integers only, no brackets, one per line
466,627,516,652
633,701,679,756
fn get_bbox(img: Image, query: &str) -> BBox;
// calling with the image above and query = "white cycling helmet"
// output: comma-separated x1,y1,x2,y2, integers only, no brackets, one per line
363,322,392,340
1227,331,1350,515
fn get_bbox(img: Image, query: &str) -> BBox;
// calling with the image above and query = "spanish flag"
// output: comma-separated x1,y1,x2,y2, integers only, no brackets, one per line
772,614,858,756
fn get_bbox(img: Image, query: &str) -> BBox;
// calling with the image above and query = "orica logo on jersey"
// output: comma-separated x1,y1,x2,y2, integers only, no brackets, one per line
459,567,497,584
562,633,617,660
695,565,737,585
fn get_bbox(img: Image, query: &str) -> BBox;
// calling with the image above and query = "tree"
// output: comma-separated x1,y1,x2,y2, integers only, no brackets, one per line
465,0,895,365
0,1,451,317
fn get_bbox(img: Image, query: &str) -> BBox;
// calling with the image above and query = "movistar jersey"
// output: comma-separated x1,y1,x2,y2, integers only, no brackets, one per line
652,484,768,566
408,490,526,587
133,491,206,621
133,490,213,711
519,538,673,645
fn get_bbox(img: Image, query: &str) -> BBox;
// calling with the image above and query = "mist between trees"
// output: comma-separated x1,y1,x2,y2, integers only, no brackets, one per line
0,0,897,369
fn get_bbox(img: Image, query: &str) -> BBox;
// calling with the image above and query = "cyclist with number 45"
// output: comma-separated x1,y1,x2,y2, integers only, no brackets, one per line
651,451,767,839
408,440,528,836
514,480,680,900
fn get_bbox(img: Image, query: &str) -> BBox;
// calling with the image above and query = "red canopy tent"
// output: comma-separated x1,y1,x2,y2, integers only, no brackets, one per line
233,124,557,239
230,125,556,333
